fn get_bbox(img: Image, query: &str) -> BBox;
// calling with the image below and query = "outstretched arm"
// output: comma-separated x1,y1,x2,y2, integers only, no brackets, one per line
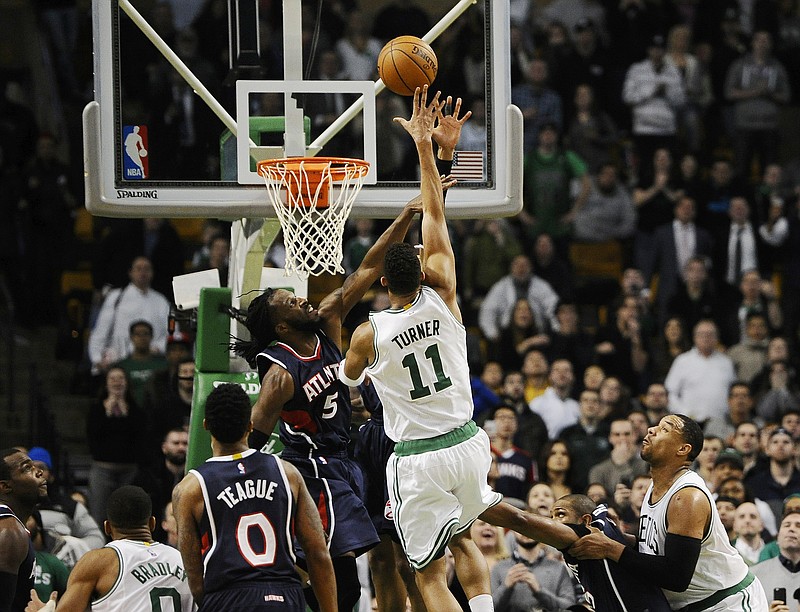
339,321,376,388
394,86,459,314
249,365,294,450
568,486,706,592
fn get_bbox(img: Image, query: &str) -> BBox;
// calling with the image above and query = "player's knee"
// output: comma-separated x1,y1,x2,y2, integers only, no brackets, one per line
395,553,415,587
333,555,362,609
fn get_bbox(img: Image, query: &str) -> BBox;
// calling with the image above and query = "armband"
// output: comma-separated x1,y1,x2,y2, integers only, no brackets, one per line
338,359,366,387
248,428,271,452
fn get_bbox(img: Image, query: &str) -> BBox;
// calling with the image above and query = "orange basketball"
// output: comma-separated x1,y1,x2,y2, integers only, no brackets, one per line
377,36,438,96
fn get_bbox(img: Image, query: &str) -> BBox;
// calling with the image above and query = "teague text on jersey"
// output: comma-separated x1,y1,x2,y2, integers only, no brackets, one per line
216,479,279,509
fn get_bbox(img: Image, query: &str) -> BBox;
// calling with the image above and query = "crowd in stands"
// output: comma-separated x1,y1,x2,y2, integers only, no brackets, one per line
2,0,800,608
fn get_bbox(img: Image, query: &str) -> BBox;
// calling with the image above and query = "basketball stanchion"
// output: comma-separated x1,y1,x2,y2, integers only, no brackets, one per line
257,157,370,280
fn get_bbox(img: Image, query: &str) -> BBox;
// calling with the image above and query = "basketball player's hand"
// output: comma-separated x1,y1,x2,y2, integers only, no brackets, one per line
393,85,445,144
432,96,472,156
568,530,622,561
25,590,56,612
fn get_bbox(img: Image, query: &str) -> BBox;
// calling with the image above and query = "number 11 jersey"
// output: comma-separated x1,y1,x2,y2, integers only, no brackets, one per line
367,286,473,442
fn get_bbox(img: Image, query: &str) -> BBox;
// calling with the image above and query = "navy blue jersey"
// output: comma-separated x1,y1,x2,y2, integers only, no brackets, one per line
0,504,36,612
491,446,534,504
191,450,300,594
561,504,671,612
257,331,351,454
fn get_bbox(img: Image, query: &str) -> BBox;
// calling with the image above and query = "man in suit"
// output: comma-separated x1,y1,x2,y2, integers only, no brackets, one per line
643,195,713,325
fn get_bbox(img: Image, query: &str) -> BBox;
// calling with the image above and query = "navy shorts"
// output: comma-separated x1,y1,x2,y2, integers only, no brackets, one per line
200,583,305,611
283,450,380,558
354,419,399,540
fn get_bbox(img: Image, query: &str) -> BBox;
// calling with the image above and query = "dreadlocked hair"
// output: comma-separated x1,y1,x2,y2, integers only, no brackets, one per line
232,288,278,367
384,242,422,295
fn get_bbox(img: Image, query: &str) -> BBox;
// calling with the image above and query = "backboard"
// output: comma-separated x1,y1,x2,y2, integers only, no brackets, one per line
85,0,522,219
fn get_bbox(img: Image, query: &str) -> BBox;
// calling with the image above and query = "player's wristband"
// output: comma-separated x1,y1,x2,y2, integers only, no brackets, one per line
248,428,270,451
338,359,366,387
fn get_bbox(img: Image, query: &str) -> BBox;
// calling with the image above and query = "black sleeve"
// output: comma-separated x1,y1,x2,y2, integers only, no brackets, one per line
435,157,454,205
617,532,701,592
248,428,271,451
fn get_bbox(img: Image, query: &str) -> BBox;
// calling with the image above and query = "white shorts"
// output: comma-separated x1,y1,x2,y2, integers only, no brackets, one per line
387,427,502,570
677,575,769,612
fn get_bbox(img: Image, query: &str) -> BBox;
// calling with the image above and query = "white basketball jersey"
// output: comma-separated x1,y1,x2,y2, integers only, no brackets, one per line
367,286,473,442
92,540,194,612
638,469,749,609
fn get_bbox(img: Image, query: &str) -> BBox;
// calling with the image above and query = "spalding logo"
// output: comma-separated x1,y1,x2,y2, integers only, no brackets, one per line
384,500,394,521
411,45,435,71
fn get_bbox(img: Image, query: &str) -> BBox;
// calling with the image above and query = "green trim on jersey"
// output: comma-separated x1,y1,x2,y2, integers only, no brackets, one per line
394,421,477,456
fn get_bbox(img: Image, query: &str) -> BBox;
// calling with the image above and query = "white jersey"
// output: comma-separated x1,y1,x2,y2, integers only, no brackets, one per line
638,469,749,609
92,540,194,612
367,286,473,442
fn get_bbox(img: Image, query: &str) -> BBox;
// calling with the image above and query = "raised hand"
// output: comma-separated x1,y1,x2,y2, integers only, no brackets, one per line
432,96,472,155
393,86,445,144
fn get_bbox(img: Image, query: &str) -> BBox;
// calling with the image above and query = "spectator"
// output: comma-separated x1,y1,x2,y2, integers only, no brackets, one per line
521,349,550,404
26,510,70,604
715,495,739,541
724,30,791,179
588,418,649,497
664,24,712,154
134,427,188,537
342,219,375,276
593,296,650,393
471,363,502,423
731,421,765,476
530,359,580,439
27,447,104,569
751,337,798,404
538,441,575,502
512,59,564,153
147,330,194,408
650,316,691,383
711,197,764,301
666,257,719,338
497,371,549,460
622,34,686,176
479,255,560,344
113,320,168,409
728,313,771,384
462,219,522,308
531,233,575,302
632,148,683,271
628,409,650,443
548,301,595,376
488,405,535,507
752,511,800,603
470,518,509,574
718,475,777,537
695,435,724,489
495,299,551,372
695,158,745,237
518,122,591,248
718,269,782,348
665,319,736,424
334,11,382,81
616,474,652,536
86,366,149,525
490,525,577,611
564,83,620,173
598,376,631,422
745,428,800,522
542,0,607,43
675,152,704,200
561,389,611,492
152,357,195,440
758,494,800,562
643,196,714,325
705,382,761,445
640,382,671,426
732,501,768,565
88,256,170,376
572,162,637,243
755,360,800,423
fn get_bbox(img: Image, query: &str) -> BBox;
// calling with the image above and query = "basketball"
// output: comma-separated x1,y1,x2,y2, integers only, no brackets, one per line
377,36,438,96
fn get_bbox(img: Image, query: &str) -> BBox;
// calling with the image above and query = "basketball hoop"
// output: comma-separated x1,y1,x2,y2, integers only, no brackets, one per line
257,157,369,280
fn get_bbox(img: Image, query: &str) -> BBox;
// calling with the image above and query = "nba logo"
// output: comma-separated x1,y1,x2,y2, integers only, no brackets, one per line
122,125,149,179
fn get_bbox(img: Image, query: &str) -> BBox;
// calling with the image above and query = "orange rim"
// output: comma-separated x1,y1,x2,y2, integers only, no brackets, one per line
256,156,370,181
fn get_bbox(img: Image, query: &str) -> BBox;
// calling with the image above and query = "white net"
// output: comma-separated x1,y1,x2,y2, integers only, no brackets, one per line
258,158,369,280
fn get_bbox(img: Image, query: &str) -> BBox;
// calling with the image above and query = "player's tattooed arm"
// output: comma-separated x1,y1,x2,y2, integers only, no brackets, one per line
172,476,206,605
250,366,294,449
